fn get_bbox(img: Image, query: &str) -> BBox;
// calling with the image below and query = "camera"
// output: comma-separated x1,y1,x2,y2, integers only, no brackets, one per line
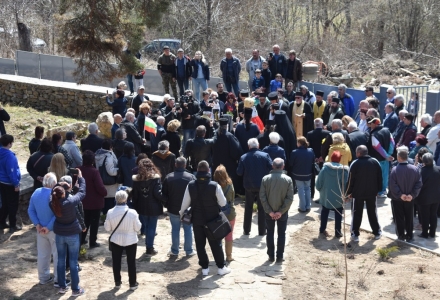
180,95,192,104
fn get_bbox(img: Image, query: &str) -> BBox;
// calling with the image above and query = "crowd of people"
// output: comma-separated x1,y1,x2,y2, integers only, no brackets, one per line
0,44,439,297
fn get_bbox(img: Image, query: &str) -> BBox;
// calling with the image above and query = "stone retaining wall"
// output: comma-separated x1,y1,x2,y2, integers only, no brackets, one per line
0,75,162,120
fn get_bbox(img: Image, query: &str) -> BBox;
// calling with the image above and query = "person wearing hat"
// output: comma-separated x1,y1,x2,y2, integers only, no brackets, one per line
274,110,297,166
397,113,417,148
157,45,178,99
367,116,395,197
234,107,260,154
131,85,150,118
235,89,250,122
266,91,289,121
190,51,210,102
212,118,243,194
313,91,326,119
220,48,241,97
256,92,270,126
289,92,313,138
175,48,192,97
327,97,345,125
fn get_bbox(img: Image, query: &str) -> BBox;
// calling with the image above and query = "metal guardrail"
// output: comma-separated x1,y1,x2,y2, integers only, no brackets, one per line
395,85,428,121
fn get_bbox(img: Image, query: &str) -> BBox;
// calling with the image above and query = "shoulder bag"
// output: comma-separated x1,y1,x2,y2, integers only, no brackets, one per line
99,155,117,185
108,210,129,251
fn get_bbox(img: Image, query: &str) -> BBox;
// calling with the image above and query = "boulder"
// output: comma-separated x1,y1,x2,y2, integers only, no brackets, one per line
96,112,114,139
45,122,89,140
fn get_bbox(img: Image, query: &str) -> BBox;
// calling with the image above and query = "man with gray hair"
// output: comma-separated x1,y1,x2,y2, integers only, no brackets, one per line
426,110,440,153
220,48,241,96
393,109,408,142
237,138,273,236
80,123,103,153
121,112,146,156
389,146,422,242
420,113,432,137
152,140,176,182
338,84,354,117
267,44,287,80
386,87,396,104
394,94,406,116
28,172,59,285
262,132,286,161
260,158,294,263
383,103,399,133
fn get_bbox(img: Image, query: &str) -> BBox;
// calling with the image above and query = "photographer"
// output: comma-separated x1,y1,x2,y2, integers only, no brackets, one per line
161,97,181,129
179,90,201,156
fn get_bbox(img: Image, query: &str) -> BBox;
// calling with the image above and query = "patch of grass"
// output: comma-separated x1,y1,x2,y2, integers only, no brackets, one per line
358,262,377,289
377,246,399,261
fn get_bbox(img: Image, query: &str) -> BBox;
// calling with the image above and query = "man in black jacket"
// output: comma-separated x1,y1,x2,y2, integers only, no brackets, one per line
346,145,383,242
120,112,145,156
267,44,287,80
185,126,213,173
161,97,181,129
80,123,104,153
389,146,422,242
162,157,196,256
347,121,369,162
0,104,10,136
180,91,200,156
307,118,329,201
131,86,150,118
179,161,231,276
322,97,345,128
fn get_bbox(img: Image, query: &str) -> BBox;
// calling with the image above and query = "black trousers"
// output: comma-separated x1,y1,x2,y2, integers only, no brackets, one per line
244,188,266,235
0,183,19,227
392,200,414,239
81,209,101,245
193,225,224,269
351,197,381,236
111,242,137,285
418,203,439,238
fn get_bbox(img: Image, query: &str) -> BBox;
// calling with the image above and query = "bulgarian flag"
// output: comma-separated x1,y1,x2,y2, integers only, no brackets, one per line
144,116,157,136
251,106,264,133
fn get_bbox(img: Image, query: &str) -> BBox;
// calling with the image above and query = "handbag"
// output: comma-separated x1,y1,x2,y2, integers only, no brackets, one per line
181,208,192,225
108,210,129,251
99,155,117,185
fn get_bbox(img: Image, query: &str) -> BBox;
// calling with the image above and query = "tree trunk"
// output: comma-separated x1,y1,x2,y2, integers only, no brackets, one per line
206,0,212,51
17,22,33,52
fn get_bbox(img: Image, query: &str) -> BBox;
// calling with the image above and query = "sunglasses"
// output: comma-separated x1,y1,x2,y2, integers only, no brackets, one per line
387,92,392,94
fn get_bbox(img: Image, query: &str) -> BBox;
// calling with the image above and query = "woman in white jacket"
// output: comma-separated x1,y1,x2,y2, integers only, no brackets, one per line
104,190,141,290
95,140,120,215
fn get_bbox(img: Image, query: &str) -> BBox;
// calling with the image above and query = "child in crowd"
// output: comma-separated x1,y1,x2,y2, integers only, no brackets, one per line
252,69,264,92
270,74,283,92
261,61,271,92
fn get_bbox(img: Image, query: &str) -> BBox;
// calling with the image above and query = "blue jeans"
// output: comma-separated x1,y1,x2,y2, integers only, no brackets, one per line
265,212,288,258
127,74,134,93
379,160,389,194
177,77,189,96
139,215,158,249
181,129,195,156
296,180,311,211
56,234,80,291
168,213,194,255
224,81,240,97
193,78,208,101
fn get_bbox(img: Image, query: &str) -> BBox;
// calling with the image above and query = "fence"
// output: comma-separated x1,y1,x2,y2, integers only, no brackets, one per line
2,50,439,117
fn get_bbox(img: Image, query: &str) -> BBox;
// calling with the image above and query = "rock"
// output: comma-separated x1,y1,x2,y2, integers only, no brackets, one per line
96,112,114,139
265,270,287,280
46,122,89,140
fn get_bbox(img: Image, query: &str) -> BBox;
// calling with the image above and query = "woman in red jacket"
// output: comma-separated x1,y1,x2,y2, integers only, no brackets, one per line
78,150,108,248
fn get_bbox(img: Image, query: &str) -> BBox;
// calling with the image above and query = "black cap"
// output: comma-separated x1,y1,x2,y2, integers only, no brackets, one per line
331,97,340,104
266,119,275,126
271,103,280,110
316,90,324,97
268,92,278,100
240,89,249,97
295,91,303,97
244,108,253,117
219,118,228,126
203,106,213,111
275,110,286,115
163,45,170,50
259,92,267,98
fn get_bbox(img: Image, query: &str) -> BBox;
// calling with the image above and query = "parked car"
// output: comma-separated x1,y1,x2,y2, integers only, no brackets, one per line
141,39,181,55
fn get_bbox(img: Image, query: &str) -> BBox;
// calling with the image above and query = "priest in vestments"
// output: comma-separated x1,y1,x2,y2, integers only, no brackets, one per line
289,91,314,138
313,90,326,119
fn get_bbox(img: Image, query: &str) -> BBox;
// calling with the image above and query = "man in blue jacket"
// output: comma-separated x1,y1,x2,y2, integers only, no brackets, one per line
383,103,399,134
28,172,58,285
106,90,128,118
237,138,273,236
338,84,354,118
220,48,241,97
0,134,22,232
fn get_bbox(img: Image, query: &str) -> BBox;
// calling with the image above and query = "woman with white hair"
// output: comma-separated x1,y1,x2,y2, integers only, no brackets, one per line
28,172,59,285
326,132,352,166
262,132,286,161
420,113,432,137
104,190,141,290
190,51,210,101
159,94,171,110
